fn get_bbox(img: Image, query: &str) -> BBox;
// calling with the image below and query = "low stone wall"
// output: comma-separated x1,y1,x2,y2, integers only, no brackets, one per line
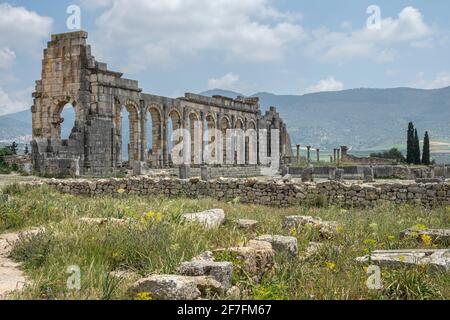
40,176,450,208
288,165,446,180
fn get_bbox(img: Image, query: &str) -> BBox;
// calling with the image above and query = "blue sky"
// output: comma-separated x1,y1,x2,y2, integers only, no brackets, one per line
1,0,450,115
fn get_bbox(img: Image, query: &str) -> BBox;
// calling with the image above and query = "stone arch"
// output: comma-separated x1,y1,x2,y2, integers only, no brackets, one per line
146,104,163,167
246,119,257,165
168,108,182,165
120,100,140,163
205,112,217,164
233,118,245,164
188,111,202,165
50,97,78,140
220,116,231,165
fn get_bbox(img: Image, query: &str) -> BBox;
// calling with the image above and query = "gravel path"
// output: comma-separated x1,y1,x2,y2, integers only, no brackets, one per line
0,229,40,298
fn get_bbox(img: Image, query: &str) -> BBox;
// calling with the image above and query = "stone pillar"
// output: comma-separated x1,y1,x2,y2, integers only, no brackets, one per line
316,149,320,162
330,156,333,163
335,168,344,182
200,165,209,181
333,149,337,163
307,146,311,163
341,146,349,160
363,166,374,183
302,165,314,182
179,164,190,179
328,167,336,181
337,149,341,164
429,166,435,179
296,145,300,163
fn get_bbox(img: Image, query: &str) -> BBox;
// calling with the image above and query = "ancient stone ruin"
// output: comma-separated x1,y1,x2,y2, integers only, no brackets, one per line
31,31,293,177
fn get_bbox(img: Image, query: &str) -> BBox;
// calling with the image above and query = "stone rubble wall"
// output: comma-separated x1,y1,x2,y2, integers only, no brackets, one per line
289,165,448,180
40,177,450,208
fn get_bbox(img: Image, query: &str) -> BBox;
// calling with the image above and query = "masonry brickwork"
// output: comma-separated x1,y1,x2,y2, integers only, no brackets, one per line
35,177,450,208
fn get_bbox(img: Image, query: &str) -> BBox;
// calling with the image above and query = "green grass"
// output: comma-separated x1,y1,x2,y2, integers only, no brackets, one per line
1,184,449,300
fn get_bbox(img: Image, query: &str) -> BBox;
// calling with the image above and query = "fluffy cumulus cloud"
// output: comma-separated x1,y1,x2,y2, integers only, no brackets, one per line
0,3,52,115
0,47,16,70
303,76,344,94
90,0,305,73
0,3,53,54
0,86,32,116
306,7,433,63
207,73,241,91
415,71,450,89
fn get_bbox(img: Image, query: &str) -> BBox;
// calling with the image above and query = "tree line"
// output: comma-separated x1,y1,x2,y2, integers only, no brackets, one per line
407,122,431,165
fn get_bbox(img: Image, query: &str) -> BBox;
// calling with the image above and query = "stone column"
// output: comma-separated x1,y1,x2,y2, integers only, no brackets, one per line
337,149,341,164
307,146,311,163
333,149,337,163
335,168,344,181
302,164,314,182
296,144,301,164
200,112,205,165
179,164,190,179
201,165,209,181
328,167,336,180
316,149,320,162
363,166,374,183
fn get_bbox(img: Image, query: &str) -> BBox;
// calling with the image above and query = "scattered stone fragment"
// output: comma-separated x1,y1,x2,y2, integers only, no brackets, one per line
176,260,233,289
128,274,223,300
226,286,241,299
356,249,449,271
400,228,450,245
214,243,274,283
299,242,324,261
283,215,340,239
254,235,298,256
235,219,258,230
182,209,225,229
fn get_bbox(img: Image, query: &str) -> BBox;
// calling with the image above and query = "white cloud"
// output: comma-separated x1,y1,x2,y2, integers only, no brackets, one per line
415,71,450,89
0,3,53,54
0,86,32,116
208,73,241,91
306,7,432,63
90,0,305,73
0,48,16,69
303,76,344,94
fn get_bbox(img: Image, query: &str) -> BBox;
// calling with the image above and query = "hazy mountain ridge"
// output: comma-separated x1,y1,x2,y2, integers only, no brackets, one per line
1,87,450,152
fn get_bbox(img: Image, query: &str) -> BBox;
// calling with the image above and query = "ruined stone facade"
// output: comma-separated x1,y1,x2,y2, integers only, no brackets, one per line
31,31,293,177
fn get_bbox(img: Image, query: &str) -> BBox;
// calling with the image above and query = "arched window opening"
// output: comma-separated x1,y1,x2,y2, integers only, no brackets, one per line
59,103,76,141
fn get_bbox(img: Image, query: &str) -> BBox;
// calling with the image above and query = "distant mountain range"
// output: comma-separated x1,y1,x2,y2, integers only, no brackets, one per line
1,86,450,154
201,87,450,152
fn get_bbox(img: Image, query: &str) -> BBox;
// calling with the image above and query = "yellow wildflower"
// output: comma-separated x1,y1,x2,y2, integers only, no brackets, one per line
289,228,298,237
336,225,344,234
325,262,336,271
363,239,377,247
398,255,406,262
387,235,395,241
420,234,433,246
136,292,152,301
117,188,126,194
412,224,427,231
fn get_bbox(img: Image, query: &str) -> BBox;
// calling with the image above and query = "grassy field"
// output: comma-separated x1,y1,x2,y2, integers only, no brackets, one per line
0,183,449,300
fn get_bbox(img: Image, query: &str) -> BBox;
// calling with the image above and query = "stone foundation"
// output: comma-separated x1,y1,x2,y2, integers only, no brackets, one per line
37,177,450,208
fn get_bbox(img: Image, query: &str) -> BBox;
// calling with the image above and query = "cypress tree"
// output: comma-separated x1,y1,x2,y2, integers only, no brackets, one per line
407,122,414,164
422,131,430,165
414,129,421,164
